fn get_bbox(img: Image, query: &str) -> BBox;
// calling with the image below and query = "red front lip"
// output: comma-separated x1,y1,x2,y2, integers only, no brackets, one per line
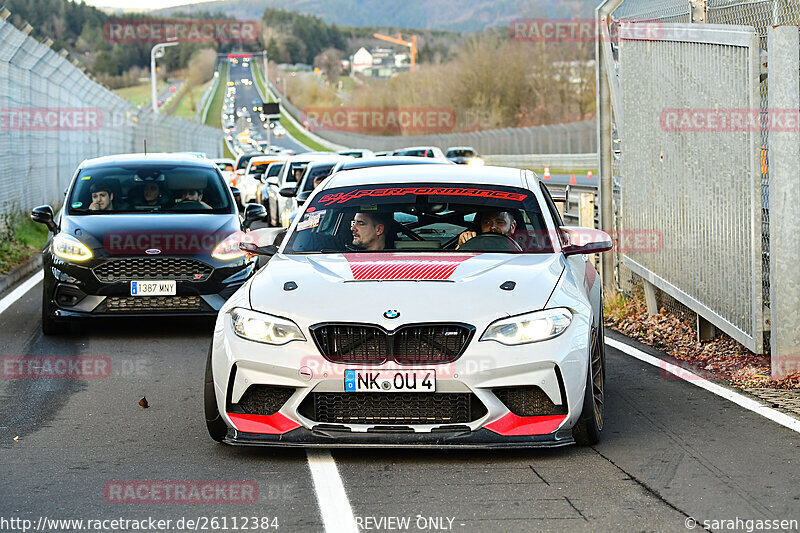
484,413,567,436
227,412,300,434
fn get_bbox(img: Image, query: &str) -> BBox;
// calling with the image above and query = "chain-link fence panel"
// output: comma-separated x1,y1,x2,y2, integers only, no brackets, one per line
0,15,222,218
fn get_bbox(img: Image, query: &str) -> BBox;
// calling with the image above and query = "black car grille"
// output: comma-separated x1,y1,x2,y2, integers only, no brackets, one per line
310,323,474,365
236,385,295,416
493,387,567,417
103,296,207,312
93,257,213,282
298,392,486,425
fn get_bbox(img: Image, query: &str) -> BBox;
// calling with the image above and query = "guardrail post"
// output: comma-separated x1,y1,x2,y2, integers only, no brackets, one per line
643,280,659,316
768,26,800,379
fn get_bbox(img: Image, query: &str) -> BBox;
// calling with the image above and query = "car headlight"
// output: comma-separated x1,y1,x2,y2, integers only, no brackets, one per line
230,308,305,345
468,157,484,166
52,233,93,261
212,232,248,260
480,308,572,345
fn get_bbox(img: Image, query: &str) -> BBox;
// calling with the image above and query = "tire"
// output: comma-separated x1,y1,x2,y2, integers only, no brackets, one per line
204,345,228,443
41,285,68,335
573,321,606,446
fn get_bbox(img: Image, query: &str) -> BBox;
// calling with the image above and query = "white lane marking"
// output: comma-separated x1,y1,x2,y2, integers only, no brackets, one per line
606,336,800,434
0,271,43,316
306,449,358,533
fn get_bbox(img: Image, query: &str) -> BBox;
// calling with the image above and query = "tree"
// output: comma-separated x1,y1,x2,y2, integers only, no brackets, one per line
314,48,344,86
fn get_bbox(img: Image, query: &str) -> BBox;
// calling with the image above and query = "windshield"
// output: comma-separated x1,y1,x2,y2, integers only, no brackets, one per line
266,163,284,178
395,149,428,157
67,164,233,214
301,164,336,193
446,149,476,158
284,183,553,254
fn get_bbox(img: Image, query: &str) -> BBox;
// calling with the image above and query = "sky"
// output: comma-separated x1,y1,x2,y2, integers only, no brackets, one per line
83,0,218,10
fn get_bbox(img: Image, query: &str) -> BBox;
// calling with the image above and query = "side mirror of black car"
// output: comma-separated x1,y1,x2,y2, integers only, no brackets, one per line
31,205,57,233
230,186,241,200
239,242,278,256
278,186,296,198
296,191,312,206
243,203,267,229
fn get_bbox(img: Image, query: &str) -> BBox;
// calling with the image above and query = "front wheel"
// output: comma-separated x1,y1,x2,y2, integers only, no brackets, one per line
573,324,605,445
204,345,228,443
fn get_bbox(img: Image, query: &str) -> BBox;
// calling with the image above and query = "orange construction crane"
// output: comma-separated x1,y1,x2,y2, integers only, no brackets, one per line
372,32,418,72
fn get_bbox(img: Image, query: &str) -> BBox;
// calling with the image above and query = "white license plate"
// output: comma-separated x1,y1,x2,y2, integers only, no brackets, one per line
344,369,435,393
130,280,176,296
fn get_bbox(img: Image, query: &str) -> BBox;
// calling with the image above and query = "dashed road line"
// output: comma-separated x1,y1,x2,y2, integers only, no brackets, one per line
306,449,358,533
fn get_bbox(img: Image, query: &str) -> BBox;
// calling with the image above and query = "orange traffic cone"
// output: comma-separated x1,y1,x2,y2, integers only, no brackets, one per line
587,170,593,179
543,165,551,180
570,173,577,185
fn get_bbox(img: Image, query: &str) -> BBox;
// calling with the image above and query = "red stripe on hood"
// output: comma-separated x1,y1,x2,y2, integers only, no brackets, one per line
344,253,478,281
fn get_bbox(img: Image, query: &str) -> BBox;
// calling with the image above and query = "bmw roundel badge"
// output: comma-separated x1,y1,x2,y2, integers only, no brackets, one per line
384,309,400,319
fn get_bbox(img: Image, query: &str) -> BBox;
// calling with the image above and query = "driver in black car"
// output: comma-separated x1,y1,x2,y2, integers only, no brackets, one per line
179,188,212,209
457,209,517,249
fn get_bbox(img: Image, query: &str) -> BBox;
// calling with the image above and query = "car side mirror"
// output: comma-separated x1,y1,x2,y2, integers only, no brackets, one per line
267,176,279,186
296,190,312,206
243,203,267,229
239,242,278,257
230,186,241,202
31,205,58,233
560,227,613,256
235,169,245,176
278,186,296,198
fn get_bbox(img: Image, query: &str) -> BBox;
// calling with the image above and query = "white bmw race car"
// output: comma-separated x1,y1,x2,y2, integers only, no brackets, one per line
205,165,613,447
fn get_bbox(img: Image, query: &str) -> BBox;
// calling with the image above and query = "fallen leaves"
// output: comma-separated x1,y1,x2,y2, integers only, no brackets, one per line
138,397,149,409
604,294,800,390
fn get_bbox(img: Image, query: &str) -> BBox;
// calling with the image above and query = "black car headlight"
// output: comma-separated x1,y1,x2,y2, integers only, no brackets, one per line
230,308,305,345
52,233,93,262
480,308,572,345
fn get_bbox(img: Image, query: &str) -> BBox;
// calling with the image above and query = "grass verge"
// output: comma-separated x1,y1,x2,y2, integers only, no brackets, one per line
114,80,165,108
251,63,332,152
0,213,49,275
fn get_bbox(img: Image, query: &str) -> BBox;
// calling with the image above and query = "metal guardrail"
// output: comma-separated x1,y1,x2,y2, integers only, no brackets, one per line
483,154,597,170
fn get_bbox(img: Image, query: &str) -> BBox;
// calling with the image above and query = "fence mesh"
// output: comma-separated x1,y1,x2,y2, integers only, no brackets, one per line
606,0,800,351
0,16,222,216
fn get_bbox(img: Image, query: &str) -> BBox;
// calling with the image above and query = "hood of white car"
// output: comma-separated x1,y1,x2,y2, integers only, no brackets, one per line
249,252,565,327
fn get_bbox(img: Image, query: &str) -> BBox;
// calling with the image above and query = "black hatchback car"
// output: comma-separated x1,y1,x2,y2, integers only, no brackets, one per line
32,153,266,334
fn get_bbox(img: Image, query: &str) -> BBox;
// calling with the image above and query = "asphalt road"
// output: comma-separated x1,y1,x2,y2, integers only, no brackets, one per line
227,60,310,155
1,276,798,532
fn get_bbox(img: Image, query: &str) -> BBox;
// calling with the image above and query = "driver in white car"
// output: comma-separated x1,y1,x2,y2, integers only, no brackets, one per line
457,209,517,249
351,212,390,250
